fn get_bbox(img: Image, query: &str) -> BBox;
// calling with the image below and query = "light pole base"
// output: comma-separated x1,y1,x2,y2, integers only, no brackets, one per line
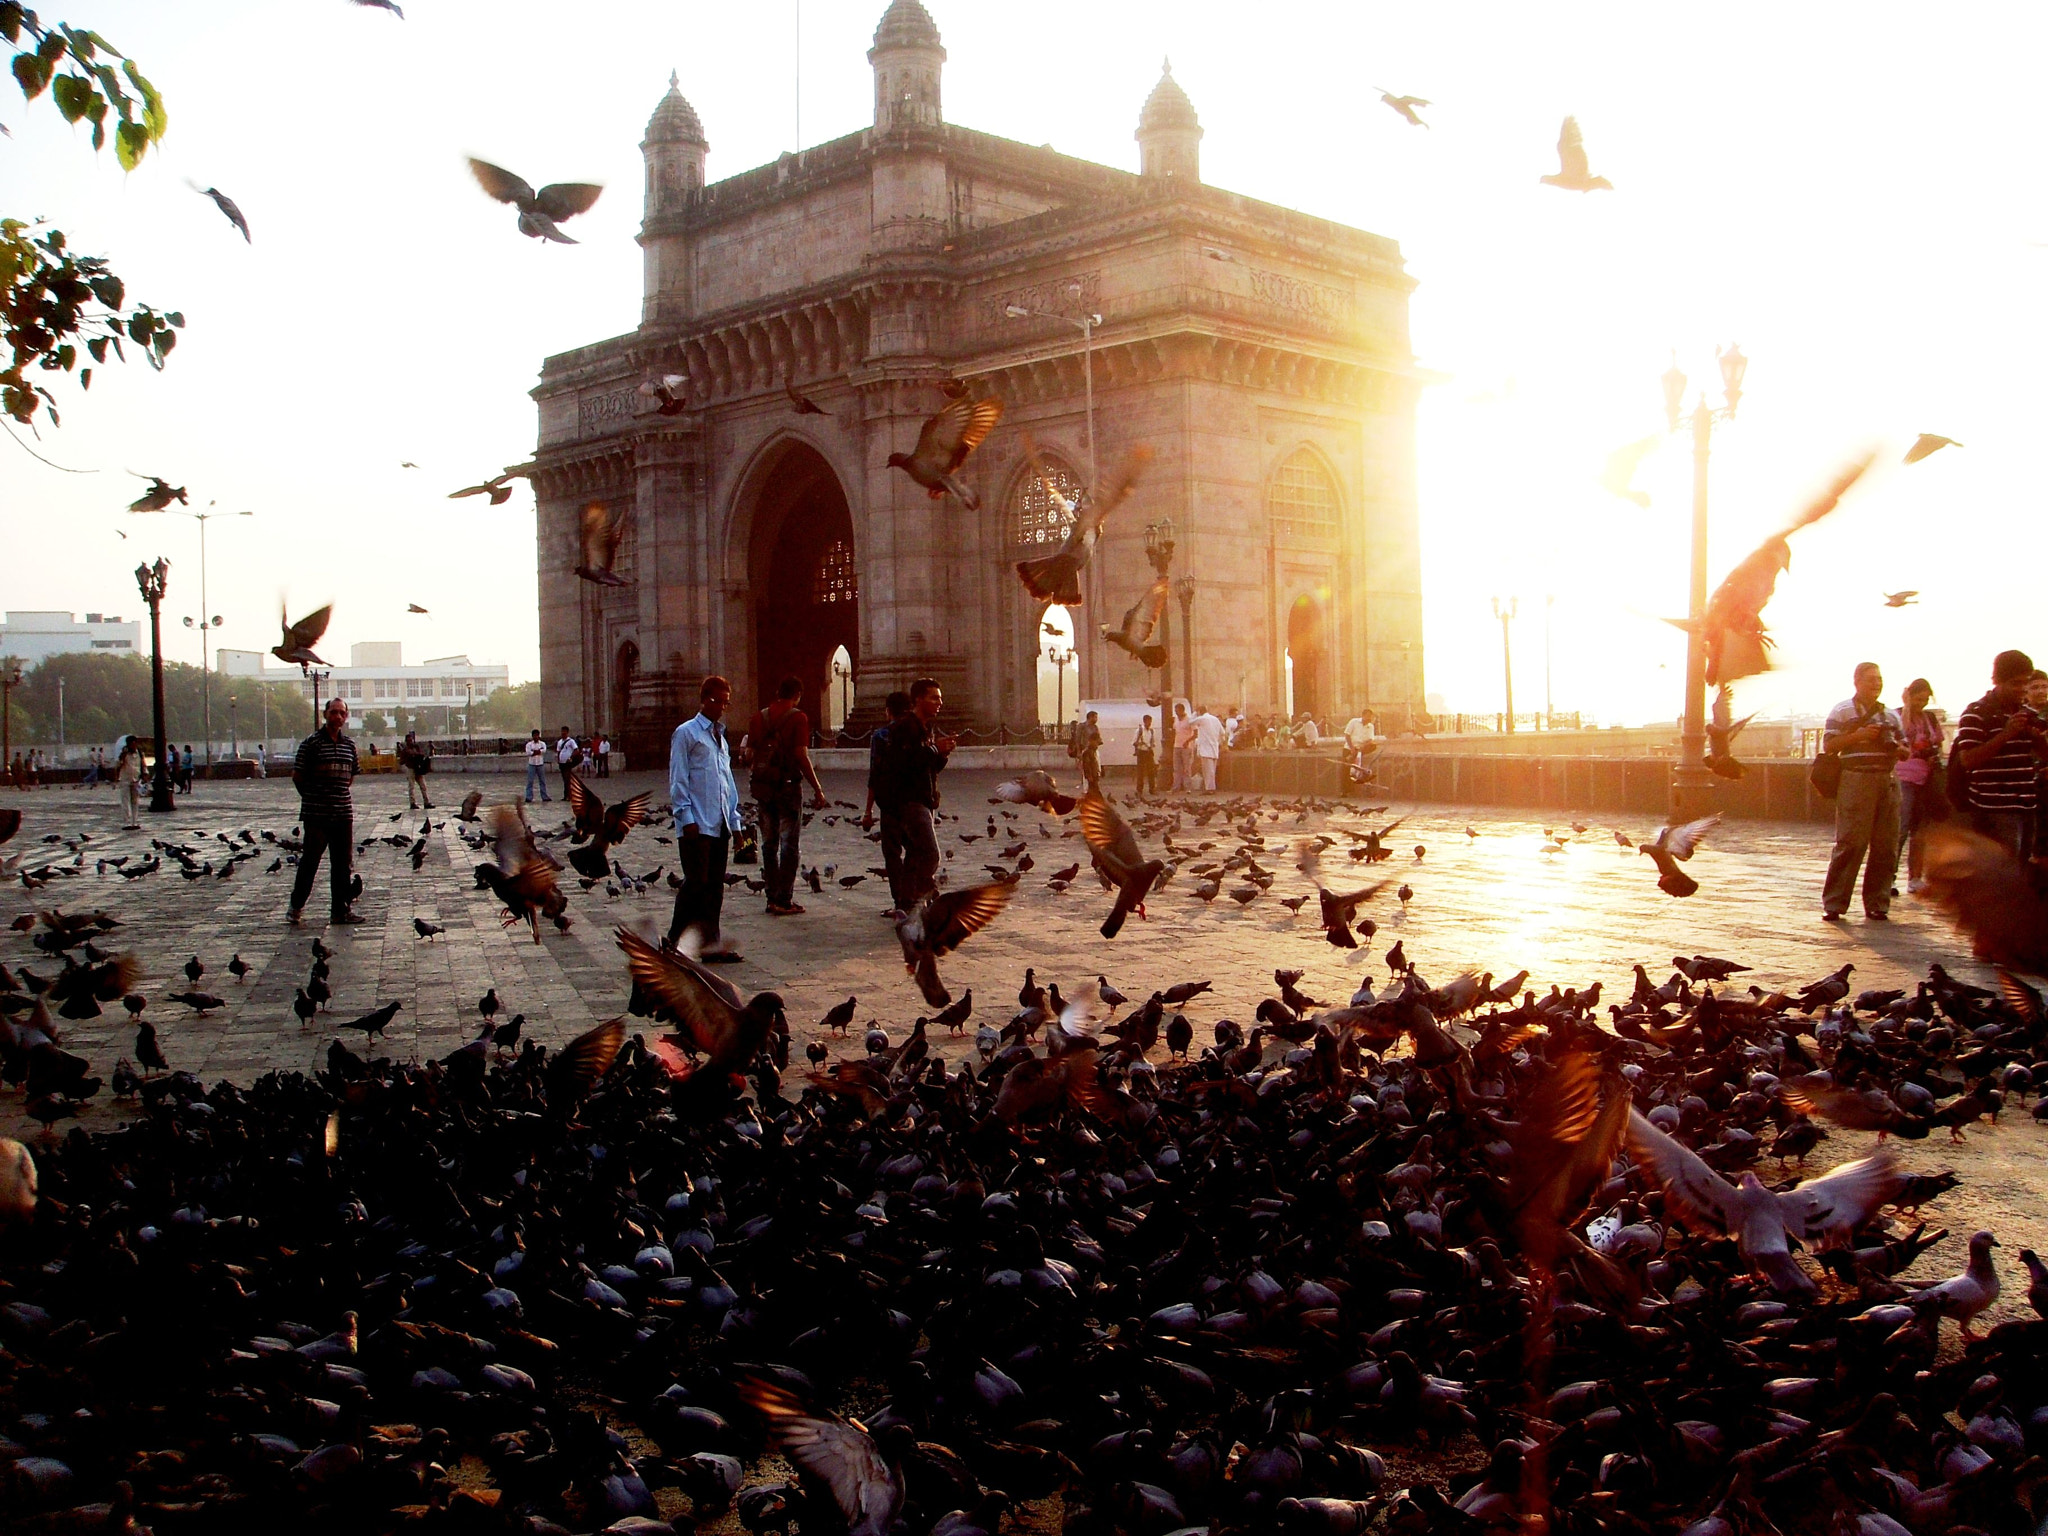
1668,764,1720,824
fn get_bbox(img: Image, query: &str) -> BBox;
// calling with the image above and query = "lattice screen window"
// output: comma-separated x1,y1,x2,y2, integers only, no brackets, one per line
1009,460,1085,549
814,539,857,605
1269,449,1340,541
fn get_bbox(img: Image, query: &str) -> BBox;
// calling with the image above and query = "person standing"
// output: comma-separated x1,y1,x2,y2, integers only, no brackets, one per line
554,726,579,800
81,747,100,788
523,729,551,803
181,744,196,793
744,676,829,917
1193,703,1224,792
287,696,364,927
1821,661,1905,922
666,676,742,958
1132,713,1158,798
864,690,912,915
254,741,266,778
883,677,955,909
1171,702,1196,793
399,730,435,810
1896,677,1945,894
114,738,141,827
1074,709,1104,791
1950,648,2045,860
595,731,611,779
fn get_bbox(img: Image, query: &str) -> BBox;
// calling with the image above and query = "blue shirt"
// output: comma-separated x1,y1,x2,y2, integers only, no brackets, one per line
669,712,741,835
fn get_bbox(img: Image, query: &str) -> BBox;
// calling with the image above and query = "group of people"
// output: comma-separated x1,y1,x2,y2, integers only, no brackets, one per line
662,674,950,957
1822,648,2048,920
521,726,612,803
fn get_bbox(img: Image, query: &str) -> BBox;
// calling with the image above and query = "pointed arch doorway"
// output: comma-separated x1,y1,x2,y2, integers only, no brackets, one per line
745,443,858,728
1286,593,1328,724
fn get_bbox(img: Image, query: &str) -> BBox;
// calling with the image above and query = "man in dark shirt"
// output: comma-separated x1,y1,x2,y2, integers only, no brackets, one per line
1951,648,2046,860
864,690,912,916
744,676,829,916
882,677,955,911
289,696,364,927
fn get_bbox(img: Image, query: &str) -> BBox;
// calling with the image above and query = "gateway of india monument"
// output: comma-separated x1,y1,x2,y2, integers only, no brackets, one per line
532,0,1425,761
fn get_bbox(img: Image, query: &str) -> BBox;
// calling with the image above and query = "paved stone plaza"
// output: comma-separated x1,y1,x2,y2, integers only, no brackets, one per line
6,766,2044,1323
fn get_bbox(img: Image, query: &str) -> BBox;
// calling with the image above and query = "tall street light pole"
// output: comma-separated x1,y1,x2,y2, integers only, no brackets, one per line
1175,576,1196,706
131,502,252,765
1491,596,1518,732
1,659,21,783
1004,292,1100,486
135,558,175,812
1663,344,1748,821
1049,645,1074,732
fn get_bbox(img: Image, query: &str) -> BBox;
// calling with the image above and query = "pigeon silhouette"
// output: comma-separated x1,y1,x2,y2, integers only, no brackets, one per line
468,157,603,243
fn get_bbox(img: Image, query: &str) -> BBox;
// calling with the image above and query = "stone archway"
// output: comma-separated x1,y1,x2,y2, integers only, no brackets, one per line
1287,592,1328,724
743,441,858,729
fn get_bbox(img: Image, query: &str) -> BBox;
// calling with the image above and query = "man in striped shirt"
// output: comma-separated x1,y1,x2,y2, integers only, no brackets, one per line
1820,662,1905,922
288,696,364,927
1951,648,2046,860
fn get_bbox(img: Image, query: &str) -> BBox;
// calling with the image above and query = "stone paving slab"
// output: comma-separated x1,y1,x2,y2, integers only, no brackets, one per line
5,767,2045,1324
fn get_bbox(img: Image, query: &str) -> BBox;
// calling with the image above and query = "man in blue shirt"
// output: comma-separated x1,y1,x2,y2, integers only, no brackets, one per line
666,675,742,959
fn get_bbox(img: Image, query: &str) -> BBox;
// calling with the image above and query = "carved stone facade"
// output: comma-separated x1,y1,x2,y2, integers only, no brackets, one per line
532,0,1426,762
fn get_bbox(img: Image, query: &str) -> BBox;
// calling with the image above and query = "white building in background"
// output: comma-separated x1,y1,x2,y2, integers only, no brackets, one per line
217,643,511,722
0,610,142,666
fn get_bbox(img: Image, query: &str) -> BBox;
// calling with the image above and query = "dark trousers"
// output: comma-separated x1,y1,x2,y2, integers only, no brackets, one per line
1135,750,1157,796
667,829,730,947
290,814,354,917
755,781,802,907
559,760,576,798
898,802,940,908
878,804,910,910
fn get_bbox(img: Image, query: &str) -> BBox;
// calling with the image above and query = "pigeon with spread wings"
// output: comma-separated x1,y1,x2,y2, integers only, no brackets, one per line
1627,1108,1899,1294
272,605,332,668
449,473,515,505
1706,685,1754,780
639,374,690,416
127,475,187,513
1376,89,1430,128
1540,116,1611,192
1639,813,1719,897
992,770,1076,815
467,157,603,243
1919,823,2048,975
1078,790,1165,939
886,395,1003,509
1101,578,1171,671
616,927,785,1086
574,502,627,586
1683,454,1874,686
545,1017,625,1112
895,882,1013,1007
739,1376,902,1536
1015,445,1154,606
565,771,650,880
474,804,568,942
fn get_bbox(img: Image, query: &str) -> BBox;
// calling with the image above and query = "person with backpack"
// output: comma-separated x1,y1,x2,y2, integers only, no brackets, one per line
743,676,828,916
399,730,434,810
1950,648,2047,861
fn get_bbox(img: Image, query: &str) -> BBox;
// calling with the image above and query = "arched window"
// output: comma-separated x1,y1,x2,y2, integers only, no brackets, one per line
1009,458,1085,550
813,538,857,605
1268,448,1340,543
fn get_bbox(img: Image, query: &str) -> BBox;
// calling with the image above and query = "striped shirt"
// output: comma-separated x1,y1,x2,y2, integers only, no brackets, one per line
1823,697,1902,773
1951,693,2042,811
293,728,359,818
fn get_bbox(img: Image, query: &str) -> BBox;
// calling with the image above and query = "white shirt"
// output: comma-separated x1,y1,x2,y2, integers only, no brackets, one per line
1344,716,1377,749
556,735,578,765
525,739,547,766
1194,711,1223,758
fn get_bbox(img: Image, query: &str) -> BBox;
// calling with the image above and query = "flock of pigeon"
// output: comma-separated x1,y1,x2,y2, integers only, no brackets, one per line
8,760,2048,1535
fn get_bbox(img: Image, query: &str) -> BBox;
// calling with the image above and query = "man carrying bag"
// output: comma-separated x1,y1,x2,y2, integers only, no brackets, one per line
743,677,828,916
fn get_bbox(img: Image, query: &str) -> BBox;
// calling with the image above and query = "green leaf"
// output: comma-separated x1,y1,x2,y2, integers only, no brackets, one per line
78,366,90,390
33,28,61,65
151,328,174,355
50,70,88,121
0,6,23,45
126,313,149,344
113,117,147,169
120,57,162,138
88,273,121,308
13,50,50,100
166,311,182,328
87,117,102,148
85,335,106,363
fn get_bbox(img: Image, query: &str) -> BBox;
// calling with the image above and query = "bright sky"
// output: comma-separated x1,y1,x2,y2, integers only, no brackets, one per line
4,2,2045,725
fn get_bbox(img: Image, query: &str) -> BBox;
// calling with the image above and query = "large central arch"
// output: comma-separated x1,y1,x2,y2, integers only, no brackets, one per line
739,439,858,729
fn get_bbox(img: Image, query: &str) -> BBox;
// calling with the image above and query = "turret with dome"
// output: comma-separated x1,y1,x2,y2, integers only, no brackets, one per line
538,2,1424,759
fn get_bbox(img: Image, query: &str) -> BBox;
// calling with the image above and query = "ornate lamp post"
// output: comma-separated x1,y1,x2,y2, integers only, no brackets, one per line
1664,343,1748,820
465,682,474,756
1049,644,1075,733
1174,575,1196,706
128,502,251,765
0,659,21,783
1491,596,1518,732
830,653,852,739
134,558,175,812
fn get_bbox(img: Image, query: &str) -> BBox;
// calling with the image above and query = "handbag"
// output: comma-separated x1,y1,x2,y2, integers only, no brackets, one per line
1809,750,1843,799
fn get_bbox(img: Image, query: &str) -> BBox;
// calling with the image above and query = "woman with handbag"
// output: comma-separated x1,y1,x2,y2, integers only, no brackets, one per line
1896,677,1944,894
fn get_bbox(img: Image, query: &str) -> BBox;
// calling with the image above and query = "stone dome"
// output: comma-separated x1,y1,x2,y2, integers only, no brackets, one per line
872,0,942,53
1138,59,1200,134
644,71,707,146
